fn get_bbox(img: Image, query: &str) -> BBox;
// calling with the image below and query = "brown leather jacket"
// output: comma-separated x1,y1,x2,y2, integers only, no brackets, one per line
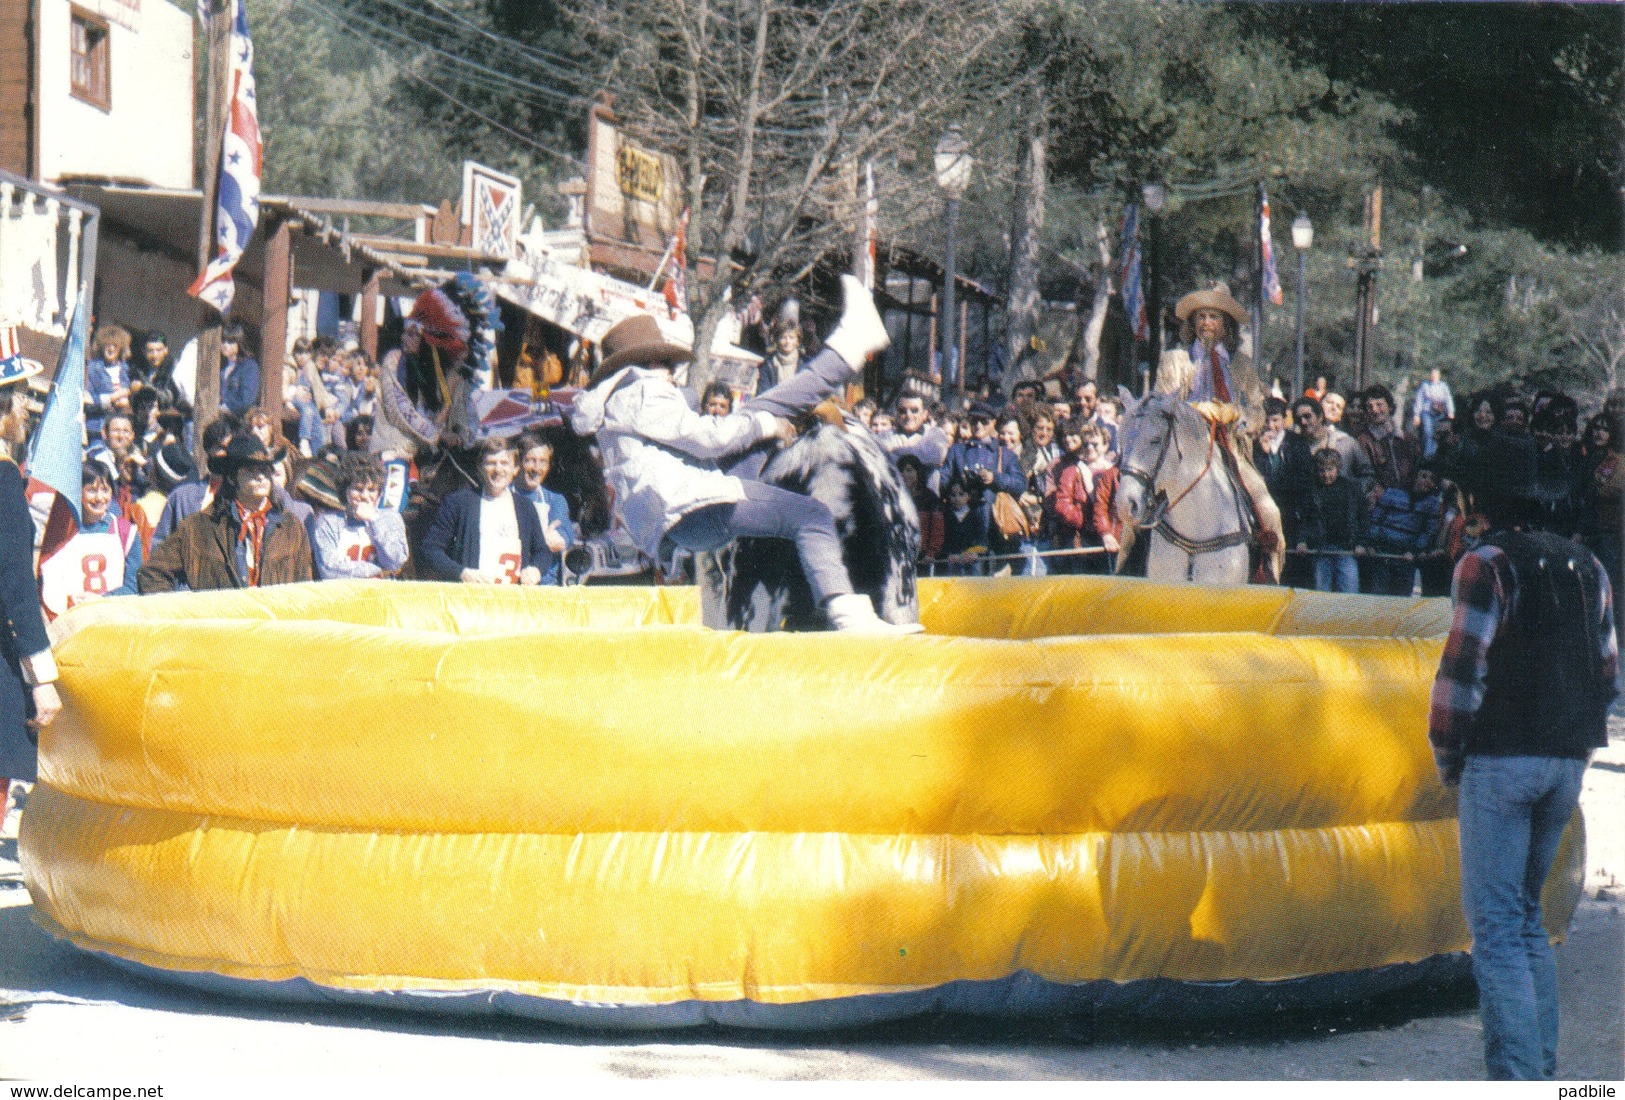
137,500,314,593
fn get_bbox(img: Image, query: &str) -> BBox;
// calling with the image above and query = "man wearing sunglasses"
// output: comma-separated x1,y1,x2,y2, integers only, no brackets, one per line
939,400,1026,537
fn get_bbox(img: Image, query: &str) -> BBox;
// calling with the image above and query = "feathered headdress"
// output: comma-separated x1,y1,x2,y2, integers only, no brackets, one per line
403,273,504,414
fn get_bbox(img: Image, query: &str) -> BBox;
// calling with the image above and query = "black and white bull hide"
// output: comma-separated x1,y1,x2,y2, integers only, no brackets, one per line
715,419,920,632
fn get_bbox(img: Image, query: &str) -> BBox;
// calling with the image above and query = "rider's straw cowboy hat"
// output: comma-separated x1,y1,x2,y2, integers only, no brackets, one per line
589,314,693,388
1174,282,1248,326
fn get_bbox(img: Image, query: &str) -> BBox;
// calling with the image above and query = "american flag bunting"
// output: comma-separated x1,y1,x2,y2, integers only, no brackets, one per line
188,0,262,315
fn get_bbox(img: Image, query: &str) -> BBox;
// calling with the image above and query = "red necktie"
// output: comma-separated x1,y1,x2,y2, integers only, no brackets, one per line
235,501,271,586
1208,349,1231,403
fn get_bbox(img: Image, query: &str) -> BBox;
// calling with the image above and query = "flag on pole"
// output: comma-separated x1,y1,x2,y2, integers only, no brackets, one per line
1260,187,1284,307
662,208,689,319
26,297,88,557
859,161,878,291
188,0,262,315
1118,203,1148,343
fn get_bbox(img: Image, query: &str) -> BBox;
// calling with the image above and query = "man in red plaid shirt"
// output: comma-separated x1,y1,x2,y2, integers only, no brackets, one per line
1428,493,1617,1080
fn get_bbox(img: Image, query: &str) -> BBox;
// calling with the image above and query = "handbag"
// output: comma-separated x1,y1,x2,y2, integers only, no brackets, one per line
990,449,1031,540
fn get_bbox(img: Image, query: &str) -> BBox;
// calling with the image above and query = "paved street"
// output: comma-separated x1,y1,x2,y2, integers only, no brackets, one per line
2,725,1621,1083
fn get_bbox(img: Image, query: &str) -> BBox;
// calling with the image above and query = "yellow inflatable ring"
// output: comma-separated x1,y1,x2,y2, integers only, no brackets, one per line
22,577,1584,1028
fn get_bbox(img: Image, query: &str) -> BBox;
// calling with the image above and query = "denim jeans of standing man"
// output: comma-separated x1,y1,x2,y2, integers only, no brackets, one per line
1457,753,1587,1080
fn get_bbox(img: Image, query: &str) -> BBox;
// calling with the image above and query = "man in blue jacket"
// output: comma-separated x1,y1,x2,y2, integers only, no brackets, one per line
421,435,550,585
939,400,1026,546
0,352,60,818
514,432,576,585
1363,462,1443,596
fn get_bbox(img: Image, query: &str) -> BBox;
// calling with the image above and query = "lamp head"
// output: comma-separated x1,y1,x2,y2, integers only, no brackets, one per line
934,125,974,199
1292,212,1314,251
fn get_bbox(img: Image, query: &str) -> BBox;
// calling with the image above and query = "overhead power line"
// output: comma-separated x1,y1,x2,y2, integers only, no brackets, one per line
342,0,598,93
287,0,588,168
321,0,590,108
412,0,597,81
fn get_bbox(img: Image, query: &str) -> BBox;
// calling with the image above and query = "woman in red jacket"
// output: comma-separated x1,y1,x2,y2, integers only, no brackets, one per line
1046,419,1091,574
1084,423,1123,573
895,455,944,567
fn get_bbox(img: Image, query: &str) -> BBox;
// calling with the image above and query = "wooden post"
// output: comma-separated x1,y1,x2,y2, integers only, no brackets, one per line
359,267,381,361
191,0,232,469
258,214,291,444
982,299,992,387
1353,183,1383,392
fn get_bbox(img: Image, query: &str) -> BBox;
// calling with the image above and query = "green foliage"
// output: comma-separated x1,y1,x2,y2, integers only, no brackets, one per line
1243,2,1623,250
249,0,581,223
954,0,1621,400
249,0,457,205
250,0,1620,398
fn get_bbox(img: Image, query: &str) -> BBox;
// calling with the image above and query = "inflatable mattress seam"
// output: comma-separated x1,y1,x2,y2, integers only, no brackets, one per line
26,793,1461,840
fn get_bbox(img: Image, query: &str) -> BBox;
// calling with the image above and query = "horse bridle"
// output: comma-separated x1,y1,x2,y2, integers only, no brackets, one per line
1120,400,1251,556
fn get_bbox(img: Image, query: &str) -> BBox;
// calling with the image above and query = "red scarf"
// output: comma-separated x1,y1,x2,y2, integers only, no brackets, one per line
1205,346,1232,403
234,499,272,586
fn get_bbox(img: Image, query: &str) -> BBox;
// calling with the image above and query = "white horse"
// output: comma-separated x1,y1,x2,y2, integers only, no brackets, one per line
1115,387,1256,585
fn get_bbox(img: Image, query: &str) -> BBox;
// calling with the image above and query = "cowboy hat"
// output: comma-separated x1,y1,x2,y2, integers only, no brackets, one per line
588,313,692,388
212,434,286,477
1174,282,1248,325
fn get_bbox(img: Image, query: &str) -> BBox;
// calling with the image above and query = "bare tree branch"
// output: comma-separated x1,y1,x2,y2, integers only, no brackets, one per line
575,0,1027,387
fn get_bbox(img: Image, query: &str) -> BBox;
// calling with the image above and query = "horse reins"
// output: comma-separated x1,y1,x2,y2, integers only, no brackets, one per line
1121,404,1252,556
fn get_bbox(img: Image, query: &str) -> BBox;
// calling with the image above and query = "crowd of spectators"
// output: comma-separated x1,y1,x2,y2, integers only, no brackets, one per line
24,325,582,619
868,371,1624,602
20,316,1625,617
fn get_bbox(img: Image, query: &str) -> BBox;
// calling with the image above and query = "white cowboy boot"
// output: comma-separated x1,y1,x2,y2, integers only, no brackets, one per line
825,593,925,634
823,274,891,372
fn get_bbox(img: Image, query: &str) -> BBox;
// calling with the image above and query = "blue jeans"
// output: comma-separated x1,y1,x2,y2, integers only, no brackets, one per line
1458,754,1588,1080
1313,552,1359,593
675,346,858,607
667,480,852,605
1419,412,1440,458
1366,555,1418,596
293,398,324,453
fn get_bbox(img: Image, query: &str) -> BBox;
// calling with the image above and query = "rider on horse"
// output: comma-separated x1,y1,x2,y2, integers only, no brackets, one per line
1172,282,1284,581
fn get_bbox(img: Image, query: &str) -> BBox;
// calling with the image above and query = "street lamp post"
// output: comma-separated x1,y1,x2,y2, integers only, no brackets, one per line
934,125,973,399
1291,212,1313,402
1140,181,1166,361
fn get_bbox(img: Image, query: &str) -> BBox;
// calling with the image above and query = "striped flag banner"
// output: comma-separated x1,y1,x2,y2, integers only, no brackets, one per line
26,296,88,555
1118,203,1148,343
662,208,689,319
1260,187,1284,307
188,0,262,315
